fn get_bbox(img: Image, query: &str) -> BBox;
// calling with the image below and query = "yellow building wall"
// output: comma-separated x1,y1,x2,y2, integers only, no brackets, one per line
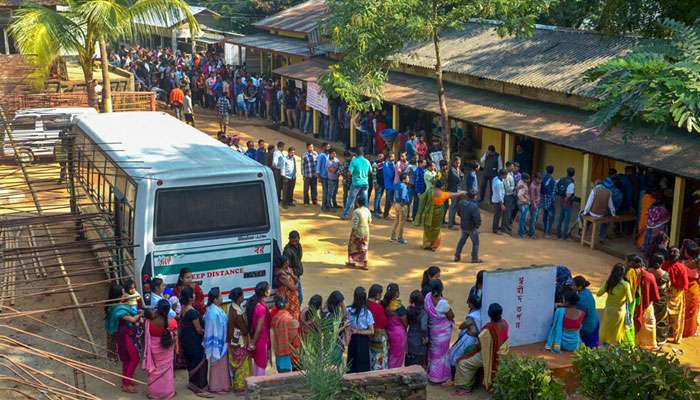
613,160,630,173
538,143,585,196
480,127,503,155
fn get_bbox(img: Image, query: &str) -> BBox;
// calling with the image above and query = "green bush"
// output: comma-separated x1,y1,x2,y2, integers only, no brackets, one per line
572,345,700,400
492,354,566,400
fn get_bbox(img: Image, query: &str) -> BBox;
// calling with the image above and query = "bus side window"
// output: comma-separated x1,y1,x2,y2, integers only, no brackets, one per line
12,116,37,131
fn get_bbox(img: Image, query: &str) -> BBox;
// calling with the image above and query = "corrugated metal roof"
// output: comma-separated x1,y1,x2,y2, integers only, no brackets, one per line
394,22,638,98
274,59,700,180
253,0,327,34
135,5,209,29
229,33,317,57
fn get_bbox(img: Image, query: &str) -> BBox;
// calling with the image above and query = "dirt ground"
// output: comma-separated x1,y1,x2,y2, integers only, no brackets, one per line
1,109,698,400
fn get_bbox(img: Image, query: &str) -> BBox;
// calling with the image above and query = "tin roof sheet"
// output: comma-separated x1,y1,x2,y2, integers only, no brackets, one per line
274,59,700,180
229,33,315,57
252,0,327,34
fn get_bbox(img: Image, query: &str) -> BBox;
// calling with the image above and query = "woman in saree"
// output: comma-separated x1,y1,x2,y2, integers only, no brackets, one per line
413,161,436,226
649,254,671,345
179,287,211,397
143,300,177,400
597,264,634,347
322,291,350,367
449,293,482,370
422,181,465,251
274,255,300,319
420,266,441,297
642,198,670,251
424,279,454,384
105,283,142,394
623,255,644,345
347,196,372,270
546,292,585,352
383,283,408,368
573,276,600,348
203,288,230,394
663,247,689,343
246,282,272,376
226,288,251,393
636,192,656,248
173,268,206,316
367,284,388,370
454,303,510,396
634,261,661,349
300,295,323,336
682,240,699,338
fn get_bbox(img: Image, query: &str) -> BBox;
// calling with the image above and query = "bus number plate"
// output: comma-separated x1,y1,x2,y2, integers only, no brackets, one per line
244,270,266,279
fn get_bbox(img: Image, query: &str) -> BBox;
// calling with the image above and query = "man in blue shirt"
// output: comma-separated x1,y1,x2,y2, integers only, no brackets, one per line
255,139,267,165
341,148,372,219
390,173,411,244
244,140,257,160
412,159,426,220
382,153,396,219
405,131,417,162
316,142,331,210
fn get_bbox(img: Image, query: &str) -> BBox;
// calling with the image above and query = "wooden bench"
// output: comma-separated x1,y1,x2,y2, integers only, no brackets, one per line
580,214,636,250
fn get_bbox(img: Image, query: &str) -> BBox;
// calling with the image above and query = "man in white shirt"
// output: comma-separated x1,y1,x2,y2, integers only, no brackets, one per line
491,169,507,234
272,141,285,202
280,146,297,208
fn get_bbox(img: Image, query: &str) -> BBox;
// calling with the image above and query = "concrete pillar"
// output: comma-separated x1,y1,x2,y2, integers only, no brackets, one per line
171,29,177,52
191,38,196,56
3,28,9,55
312,109,320,135
237,45,242,67
391,104,400,156
350,111,357,148
280,77,286,124
670,176,686,246
259,51,264,75
580,153,593,212
503,132,514,163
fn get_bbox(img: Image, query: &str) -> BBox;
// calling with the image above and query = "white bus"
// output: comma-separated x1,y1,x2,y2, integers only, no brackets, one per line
70,112,280,304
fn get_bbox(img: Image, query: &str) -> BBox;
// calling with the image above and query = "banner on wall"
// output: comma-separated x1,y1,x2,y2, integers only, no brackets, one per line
306,82,329,115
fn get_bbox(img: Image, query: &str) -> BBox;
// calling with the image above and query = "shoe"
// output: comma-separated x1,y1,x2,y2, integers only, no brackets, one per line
470,258,483,264
544,235,552,239
493,231,502,235
397,239,408,244
390,237,397,242
453,256,461,262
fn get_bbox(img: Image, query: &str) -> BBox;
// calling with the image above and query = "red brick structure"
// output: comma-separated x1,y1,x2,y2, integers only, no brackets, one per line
245,365,427,400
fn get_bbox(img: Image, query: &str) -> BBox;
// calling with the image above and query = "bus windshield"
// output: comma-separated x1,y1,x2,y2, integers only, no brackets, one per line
154,181,269,242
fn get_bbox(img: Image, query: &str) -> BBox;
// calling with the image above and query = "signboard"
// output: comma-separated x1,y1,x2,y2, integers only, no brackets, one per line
152,239,272,300
429,151,444,164
480,265,556,346
306,81,329,115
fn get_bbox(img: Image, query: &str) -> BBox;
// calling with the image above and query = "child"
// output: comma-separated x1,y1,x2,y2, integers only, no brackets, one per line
163,287,181,317
124,279,142,314
405,290,428,367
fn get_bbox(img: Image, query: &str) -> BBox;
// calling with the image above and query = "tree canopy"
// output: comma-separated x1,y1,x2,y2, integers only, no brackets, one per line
586,19,700,136
320,0,552,157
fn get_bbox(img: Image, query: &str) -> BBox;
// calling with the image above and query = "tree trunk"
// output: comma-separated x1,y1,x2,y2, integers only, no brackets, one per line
431,3,450,162
98,36,112,113
80,55,96,108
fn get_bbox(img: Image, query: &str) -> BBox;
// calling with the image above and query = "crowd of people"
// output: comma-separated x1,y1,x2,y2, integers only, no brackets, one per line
103,237,699,397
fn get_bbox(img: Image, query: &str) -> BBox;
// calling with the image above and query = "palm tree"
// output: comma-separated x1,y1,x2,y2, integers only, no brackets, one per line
9,0,198,112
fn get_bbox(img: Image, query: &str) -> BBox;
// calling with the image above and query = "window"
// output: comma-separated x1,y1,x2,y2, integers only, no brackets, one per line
154,182,269,242
11,116,36,131
41,114,72,131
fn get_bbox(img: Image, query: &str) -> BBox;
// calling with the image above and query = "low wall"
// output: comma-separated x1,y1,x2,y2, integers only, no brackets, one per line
245,365,427,400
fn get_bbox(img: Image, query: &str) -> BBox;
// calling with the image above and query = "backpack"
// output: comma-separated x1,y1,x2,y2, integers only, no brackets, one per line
556,176,572,197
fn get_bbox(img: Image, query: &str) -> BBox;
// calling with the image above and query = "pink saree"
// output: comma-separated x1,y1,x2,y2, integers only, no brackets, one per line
386,299,407,369
142,320,176,400
424,293,453,383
